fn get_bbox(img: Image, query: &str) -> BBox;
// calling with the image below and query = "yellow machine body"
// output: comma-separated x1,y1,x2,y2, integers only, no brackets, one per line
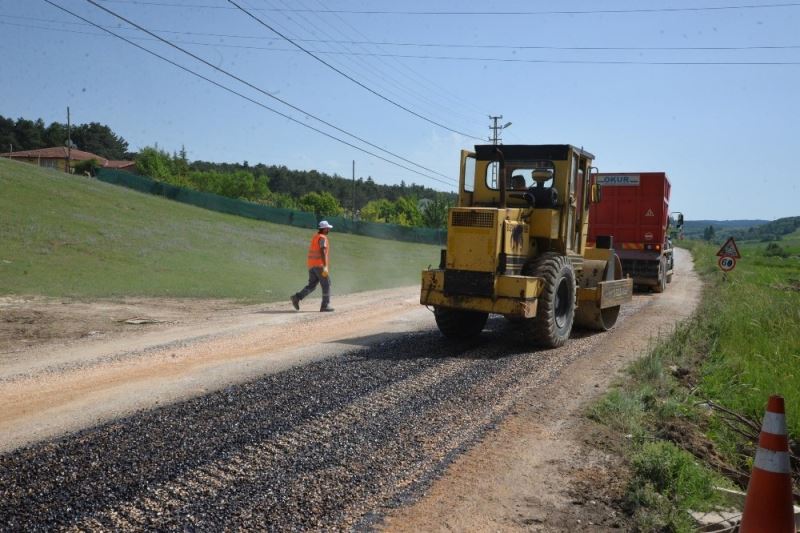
421,144,633,339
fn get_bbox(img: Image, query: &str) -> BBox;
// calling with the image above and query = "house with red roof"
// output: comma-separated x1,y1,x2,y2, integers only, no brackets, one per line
0,146,134,173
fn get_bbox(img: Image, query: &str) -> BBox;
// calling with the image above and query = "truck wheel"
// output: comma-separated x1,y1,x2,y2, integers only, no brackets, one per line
434,307,488,340
653,258,667,293
523,253,576,348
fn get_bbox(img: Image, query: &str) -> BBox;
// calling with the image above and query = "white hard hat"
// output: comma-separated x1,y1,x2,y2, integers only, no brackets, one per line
318,220,333,229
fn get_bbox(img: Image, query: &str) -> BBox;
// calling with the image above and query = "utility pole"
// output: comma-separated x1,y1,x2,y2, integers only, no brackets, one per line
66,106,71,174
352,160,356,221
488,115,512,145
488,116,512,187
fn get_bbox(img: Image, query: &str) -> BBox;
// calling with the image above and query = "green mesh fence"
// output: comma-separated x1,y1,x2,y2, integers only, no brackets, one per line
96,169,447,245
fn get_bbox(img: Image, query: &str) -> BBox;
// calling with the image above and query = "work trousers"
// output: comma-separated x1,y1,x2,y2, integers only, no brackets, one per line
295,266,331,307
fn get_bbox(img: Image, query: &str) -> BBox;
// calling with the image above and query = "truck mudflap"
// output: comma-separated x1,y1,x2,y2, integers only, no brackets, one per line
420,270,541,318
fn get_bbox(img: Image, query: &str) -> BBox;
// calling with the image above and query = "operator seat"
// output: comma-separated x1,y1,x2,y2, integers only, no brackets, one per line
528,169,558,208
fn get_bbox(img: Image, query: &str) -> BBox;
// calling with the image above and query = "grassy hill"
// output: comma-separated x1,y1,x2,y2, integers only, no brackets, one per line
682,219,768,239
0,158,441,301
732,216,800,243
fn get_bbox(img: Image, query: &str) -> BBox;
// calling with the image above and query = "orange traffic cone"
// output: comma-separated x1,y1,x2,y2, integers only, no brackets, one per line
740,395,796,532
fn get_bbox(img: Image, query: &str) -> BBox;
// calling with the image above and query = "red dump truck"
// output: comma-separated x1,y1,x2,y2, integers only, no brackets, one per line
588,172,682,293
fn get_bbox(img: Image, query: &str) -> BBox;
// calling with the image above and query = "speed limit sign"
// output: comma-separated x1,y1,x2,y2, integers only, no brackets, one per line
718,256,736,272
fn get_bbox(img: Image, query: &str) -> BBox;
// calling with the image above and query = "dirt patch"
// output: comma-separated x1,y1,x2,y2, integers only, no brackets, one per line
0,296,242,354
0,287,430,453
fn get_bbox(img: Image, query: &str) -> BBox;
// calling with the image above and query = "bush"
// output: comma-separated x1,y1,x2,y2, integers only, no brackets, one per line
625,441,732,531
764,242,789,258
72,158,100,177
298,191,343,217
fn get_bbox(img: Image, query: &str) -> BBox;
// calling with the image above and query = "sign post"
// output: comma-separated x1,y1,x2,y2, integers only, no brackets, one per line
716,237,741,278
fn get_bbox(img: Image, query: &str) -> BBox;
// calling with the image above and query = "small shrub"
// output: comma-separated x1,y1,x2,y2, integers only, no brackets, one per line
764,242,789,258
625,441,732,531
72,158,100,177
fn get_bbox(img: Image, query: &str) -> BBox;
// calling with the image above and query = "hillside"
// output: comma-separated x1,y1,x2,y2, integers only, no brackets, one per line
683,217,800,242
682,219,768,239
0,158,441,300
732,216,800,242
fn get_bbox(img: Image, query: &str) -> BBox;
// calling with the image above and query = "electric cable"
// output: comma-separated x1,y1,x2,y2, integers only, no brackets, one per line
14,19,800,66
226,0,485,141
95,0,800,16
77,0,457,182
9,14,800,52
255,0,461,133
43,0,458,187
301,0,488,127
264,0,483,133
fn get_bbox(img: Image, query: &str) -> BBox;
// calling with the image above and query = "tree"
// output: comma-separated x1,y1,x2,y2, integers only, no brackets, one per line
298,191,344,217
135,146,175,182
703,225,716,241
0,116,17,152
13,118,45,150
420,193,453,228
44,122,67,148
360,199,395,223
393,196,423,226
71,122,128,159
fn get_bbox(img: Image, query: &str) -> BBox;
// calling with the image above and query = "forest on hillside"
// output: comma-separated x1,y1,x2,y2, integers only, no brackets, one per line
1,115,454,228
136,147,454,228
0,115,129,160
688,216,800,243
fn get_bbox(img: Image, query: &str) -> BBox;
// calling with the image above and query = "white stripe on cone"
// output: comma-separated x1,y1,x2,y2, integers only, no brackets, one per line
762,411,788,435
754,448,792,474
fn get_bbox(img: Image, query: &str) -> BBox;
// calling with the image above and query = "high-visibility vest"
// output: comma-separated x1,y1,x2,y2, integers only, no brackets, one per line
306,233,329,268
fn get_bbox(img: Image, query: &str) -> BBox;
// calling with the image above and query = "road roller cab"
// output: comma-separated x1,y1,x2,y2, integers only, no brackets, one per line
420,144,633,348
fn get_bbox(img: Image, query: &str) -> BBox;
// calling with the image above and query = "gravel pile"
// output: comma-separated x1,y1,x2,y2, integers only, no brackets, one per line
0,306,639,531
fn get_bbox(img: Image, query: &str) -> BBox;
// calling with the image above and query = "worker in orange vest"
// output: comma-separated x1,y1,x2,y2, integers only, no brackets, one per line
291,220,334,312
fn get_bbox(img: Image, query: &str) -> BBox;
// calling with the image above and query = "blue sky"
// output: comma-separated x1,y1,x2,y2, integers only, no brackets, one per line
2,0,799,220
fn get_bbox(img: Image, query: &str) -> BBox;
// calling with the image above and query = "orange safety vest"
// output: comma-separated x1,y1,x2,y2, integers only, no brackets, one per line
306,233,329,268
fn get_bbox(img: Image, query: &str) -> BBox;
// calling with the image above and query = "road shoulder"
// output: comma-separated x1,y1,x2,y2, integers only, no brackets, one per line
381,248,700,531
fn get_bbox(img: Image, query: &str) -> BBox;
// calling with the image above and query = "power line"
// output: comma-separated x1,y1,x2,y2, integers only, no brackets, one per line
283,0,486,130
257,0,479,136
77,0,457,183
226,0,484,140
42,1,457,187
299,0,488,126
95,0,800,16
13,20,800,66
7,14,800,52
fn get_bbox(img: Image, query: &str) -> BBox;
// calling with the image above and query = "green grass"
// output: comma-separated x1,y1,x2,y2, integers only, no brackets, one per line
0,158,442,301
684,237,800,436
588,234,800,529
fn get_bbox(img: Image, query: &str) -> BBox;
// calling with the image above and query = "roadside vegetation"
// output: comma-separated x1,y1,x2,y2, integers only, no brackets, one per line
590,230,800,530
0,158,441,301
136,145,454,227
1,114,455,228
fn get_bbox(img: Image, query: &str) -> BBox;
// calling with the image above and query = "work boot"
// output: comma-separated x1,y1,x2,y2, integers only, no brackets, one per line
290,294,300,310
320,306,335,312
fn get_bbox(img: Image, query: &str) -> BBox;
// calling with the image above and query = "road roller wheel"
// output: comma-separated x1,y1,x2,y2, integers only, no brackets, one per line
522,253,576,348
433,307,488,340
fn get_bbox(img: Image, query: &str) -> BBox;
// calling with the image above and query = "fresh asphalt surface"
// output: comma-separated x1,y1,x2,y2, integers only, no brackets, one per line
0,304,646,531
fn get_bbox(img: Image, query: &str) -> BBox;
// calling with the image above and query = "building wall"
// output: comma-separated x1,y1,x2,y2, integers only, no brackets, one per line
11,157,69,172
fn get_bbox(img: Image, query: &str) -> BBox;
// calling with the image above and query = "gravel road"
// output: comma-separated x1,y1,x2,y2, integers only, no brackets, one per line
0,249,699,531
